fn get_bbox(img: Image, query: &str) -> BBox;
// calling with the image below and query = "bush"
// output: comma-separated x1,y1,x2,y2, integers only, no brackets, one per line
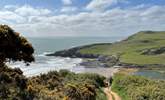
15,75,27,90
28,70,105,100
0,72,12,83
0,25,34,65
59,69,72,77
64,83,96,100
0,83,10,99
112,73,165,100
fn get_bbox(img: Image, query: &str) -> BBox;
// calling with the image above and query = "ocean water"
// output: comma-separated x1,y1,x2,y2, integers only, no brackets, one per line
28,37,123,54
8,37,123,77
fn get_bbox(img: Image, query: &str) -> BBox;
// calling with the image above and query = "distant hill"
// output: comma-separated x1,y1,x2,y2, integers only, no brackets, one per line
48,31,165,66
79,31,165,65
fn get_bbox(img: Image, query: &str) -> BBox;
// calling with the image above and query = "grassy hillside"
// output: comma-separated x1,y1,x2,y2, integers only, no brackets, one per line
111,72,165,100
79,31,165,65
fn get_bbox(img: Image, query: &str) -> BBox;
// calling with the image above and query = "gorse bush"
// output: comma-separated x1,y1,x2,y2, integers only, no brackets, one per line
0,25,34,65
28,70,105,100
64,83,96,100
0,65,34,100
0,25,35,100
112,73,165,100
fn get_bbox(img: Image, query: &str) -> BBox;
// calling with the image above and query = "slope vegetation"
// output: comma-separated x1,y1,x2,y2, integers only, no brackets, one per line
79,31,165,65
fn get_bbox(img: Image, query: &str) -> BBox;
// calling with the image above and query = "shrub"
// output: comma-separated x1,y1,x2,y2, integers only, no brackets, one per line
0,84,10,99
112,73,165,100
15,75,27,90
0,25,34,65
0,72,12,83
59,69,72,77
64,83,81,100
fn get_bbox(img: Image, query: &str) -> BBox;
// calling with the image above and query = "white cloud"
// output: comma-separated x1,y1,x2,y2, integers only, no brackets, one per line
60,6,77,13
4,5,18,10
86,0,128,11
0,11,25,23
86,0,117,11
62,0,72,5
0,4,165,37
15,5,51,16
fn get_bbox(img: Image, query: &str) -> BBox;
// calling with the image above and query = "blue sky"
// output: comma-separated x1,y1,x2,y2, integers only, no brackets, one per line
0,0,165,37
0,0,90,12
1,0,165,11
1,0,165,9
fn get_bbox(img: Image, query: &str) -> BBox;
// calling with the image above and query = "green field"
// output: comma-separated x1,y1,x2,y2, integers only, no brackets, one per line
79,31,165,65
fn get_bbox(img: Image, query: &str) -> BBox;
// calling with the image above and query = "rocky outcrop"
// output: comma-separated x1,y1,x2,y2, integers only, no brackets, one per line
80,55,119,67
118,62,165,68
141,47,165,55
46,43,111,58
47,49,100,58
80,60,108,67
46,43,119,67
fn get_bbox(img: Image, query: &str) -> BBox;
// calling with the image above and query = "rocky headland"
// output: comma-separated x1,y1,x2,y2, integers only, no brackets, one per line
47,31,165,69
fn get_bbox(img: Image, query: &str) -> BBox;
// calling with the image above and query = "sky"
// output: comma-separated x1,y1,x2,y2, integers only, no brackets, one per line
0,0,165,37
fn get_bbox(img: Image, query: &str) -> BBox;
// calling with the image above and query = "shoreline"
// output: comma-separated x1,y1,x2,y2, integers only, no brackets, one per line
46,42,165,69
76,67,120,78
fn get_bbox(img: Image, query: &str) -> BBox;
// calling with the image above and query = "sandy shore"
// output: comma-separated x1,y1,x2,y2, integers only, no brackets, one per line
78,67,119,78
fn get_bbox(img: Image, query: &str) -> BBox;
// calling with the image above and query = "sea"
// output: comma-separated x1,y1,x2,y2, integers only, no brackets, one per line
8,37,123,77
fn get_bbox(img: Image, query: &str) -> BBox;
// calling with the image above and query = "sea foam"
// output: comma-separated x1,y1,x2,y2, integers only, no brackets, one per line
7,53,83,77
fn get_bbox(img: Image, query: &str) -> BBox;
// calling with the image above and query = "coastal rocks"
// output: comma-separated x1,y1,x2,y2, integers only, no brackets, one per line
118,62,165,68
98,55,119,67
98,55,118,63
79,60,108,67
117,63,145,68
46,45,101,58
47,49,99,58
46,47,78,57
46,43,119,67
80,56,119,67
47,49,119,67
75,52,99,58
46,43,111,58
141,47,165,55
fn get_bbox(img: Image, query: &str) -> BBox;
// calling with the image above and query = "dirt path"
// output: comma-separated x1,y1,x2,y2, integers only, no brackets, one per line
111,90,121,100
103,87,121,100
103,87,113,100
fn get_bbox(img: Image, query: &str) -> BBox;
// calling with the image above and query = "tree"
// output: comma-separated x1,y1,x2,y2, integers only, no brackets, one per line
0,25,34,66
